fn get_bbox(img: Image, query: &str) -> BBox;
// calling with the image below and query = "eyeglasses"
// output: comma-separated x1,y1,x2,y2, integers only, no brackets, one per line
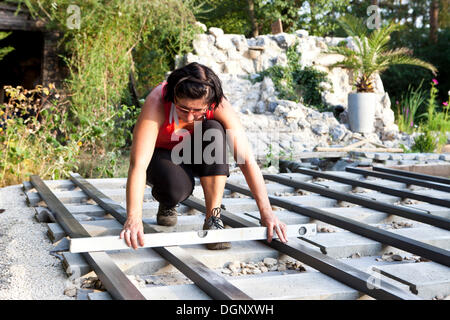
174,103,208,116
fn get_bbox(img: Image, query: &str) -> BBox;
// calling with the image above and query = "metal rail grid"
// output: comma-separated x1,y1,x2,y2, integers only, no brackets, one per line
23,168,450,300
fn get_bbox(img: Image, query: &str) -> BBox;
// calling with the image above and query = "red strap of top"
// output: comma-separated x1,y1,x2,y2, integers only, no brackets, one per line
155,82,215,150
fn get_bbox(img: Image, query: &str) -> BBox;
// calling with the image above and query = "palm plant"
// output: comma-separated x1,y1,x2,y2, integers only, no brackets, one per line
328,16,437,92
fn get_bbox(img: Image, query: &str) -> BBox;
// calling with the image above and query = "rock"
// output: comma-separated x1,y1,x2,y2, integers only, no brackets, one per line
312,123,329,135
64,286,77,297
295,29,309,37
194,21,207,32
227,261,241,273
209,27,224,38
215,35,234,50
222,268,232,275
391,254,403,261
350,252,361,259
277,264,287,272
441,144,450,153
260,266,268,273
263,257,278,268
331,124,348,141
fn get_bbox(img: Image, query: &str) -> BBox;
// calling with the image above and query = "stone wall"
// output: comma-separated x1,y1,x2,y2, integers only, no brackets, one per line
175,25,410,159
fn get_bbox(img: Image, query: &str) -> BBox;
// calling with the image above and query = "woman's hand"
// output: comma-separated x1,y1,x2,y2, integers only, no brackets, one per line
120,217,145,250
260,209,288,244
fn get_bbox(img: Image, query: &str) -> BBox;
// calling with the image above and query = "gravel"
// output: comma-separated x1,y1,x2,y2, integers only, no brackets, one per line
0,184,73,300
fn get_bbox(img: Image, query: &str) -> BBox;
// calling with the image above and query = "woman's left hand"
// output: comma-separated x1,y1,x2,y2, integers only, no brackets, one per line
260,210,288,243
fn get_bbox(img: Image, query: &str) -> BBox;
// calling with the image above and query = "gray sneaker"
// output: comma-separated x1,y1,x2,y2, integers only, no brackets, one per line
157,203,178,226
202,207,231,250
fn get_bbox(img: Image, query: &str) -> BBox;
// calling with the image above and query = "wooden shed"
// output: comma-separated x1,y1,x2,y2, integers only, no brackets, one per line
0,2,66,103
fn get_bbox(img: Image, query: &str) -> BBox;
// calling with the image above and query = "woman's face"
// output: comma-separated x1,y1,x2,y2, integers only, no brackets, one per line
174,97,209,123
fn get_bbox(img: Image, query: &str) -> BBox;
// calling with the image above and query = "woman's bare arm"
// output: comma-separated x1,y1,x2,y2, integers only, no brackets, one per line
121,86,165,249
214,98,288,243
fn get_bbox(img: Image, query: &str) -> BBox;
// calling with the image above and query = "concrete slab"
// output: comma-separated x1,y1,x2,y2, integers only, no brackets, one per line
244,210,311,225
65,202,199,218
27,188,154,206
423,153,441,160
405,203,450,219
281,195,338,207
309,180,353,193
382,160,400,166
88,291,113,300
374,153,390,161
323,171,363,180
134,272,360,300
413,189,450,200
402,153,420,160
38,178,128,191
373,262,450,299
279,172,314,182
62,252,91,276
349,151,375,159
47,223,66,242
399,160,419,166
297,226,450,259
264,183,296,194
389,154,403,161
354,192,401,204
324,207,390,224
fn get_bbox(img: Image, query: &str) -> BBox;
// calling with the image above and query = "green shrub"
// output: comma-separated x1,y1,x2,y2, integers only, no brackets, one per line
0,31,14,61
0,84,81,186
394,80,427,134
2,1,202,183
411,131,437,153
252,44,331,111
416,79,450,150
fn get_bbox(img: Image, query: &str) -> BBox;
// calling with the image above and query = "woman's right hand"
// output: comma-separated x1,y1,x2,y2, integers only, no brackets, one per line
120,217,145,250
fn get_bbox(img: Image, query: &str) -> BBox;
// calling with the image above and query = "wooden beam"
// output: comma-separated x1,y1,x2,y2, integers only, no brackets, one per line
30,175,146,300
70,224,317,253
69,173,253,300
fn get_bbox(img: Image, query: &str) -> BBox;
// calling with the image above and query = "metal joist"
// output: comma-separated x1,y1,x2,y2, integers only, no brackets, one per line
262,173,450,231
346,167,450,193
225,180,450,267
182,196,420,300
284,166,450,209
372,166,450,186
68,173,252,300
29,175,146,300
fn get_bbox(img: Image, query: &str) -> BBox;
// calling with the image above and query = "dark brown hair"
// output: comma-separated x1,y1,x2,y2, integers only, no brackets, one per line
164,62,225,109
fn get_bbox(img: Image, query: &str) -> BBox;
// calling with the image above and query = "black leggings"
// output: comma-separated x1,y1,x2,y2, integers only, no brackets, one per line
146,119,229,207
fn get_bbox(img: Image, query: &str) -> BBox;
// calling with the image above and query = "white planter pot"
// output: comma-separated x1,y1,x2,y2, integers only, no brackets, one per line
347,92,376,133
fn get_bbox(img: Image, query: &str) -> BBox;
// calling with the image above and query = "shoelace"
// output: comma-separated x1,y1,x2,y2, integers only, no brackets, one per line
207,207,224,229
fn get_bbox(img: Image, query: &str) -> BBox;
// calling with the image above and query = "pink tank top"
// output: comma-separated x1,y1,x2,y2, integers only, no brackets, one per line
155,82,214,150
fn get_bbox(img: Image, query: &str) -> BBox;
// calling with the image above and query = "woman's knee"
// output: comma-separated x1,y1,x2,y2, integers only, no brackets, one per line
152,178,194,207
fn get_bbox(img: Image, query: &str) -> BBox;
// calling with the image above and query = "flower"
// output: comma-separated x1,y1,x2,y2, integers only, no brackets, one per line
410,121,414,127
77,141,82,147
432,78,438,85
443,102,449,106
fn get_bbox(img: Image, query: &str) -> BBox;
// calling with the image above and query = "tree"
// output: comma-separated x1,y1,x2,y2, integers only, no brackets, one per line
247,0,258,37
430,0,439,43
